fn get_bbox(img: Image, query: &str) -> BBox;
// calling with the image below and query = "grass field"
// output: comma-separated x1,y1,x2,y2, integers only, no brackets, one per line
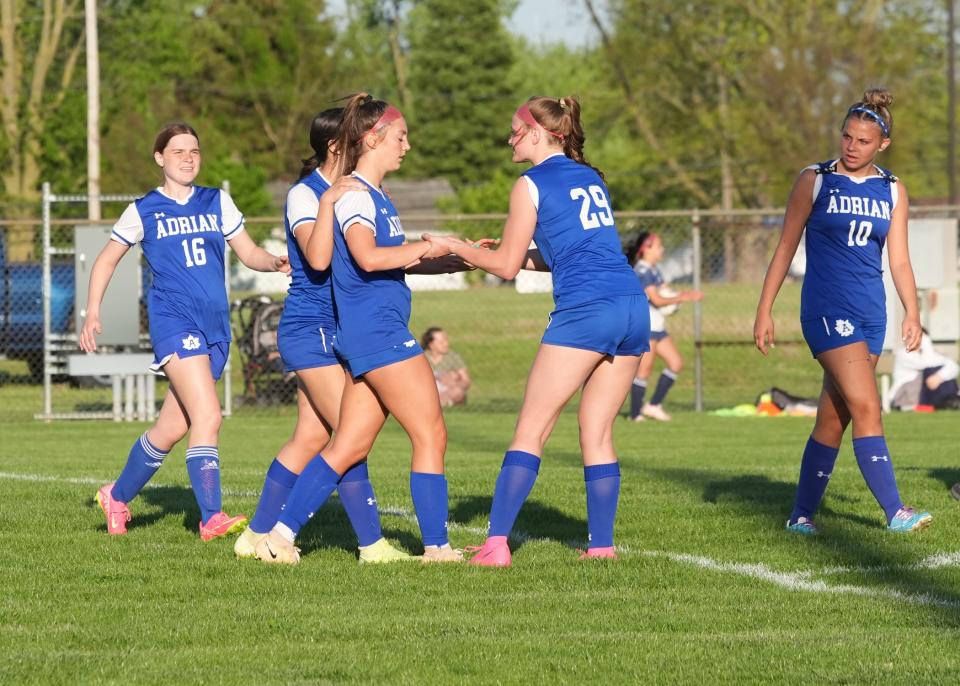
3,405,960,684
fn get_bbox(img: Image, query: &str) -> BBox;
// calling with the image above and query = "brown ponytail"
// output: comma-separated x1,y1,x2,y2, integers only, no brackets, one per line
844,87,893,137
525,95,604,179
333,93,392,176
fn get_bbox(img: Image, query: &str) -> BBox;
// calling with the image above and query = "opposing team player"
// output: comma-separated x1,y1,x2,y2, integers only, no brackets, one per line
234,109,412,563
80,123,290,540
424,96,649,566
254,94,467,565
754,88,932,534
626,231,703,422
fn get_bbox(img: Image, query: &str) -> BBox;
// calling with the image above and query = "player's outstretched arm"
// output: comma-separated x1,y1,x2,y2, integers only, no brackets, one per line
228,231,290,274
79,240,130,352
886,181,921,352
424,179,537,280
754,169,815,355
345,222,438,272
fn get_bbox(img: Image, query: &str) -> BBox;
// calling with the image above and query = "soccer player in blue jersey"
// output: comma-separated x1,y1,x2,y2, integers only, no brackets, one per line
234,109,412,563
754,88,932,535
254,94,469,565
80,123,290,540
627,231,703,422
424,96,650,567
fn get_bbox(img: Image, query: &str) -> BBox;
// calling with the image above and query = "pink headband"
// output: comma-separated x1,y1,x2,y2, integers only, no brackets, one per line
515,104,564,140
361,105,404,140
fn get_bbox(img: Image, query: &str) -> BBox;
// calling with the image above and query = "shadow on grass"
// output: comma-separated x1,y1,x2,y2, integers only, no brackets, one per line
643,465,960,623
927,467,960,495
297,495,422,558
451,495,585,551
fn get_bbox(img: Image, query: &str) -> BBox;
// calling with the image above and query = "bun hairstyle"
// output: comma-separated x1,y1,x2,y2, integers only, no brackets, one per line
334,92,394,176
153,122,199,155
298,108,345,181
844,87,893,138
628,231,657,266
523,95,604,179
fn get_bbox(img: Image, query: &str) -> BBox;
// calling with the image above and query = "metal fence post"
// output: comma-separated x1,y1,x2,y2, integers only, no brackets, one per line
42,183,53,419
221,179,233,418
692,209,703,412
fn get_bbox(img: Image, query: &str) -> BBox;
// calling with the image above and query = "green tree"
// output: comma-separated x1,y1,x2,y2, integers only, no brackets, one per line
405,0,515,186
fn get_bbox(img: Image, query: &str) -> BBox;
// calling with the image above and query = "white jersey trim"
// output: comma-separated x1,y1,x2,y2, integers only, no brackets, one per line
219,190,245,239
335,190,377,236
523,176,540,210
286,183,321,234
111,202,144,246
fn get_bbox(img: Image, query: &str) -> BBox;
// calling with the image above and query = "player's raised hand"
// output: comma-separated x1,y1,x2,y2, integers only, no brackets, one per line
754,311,775,355
321,175,368,205
902,314,922,352
79,311,102,353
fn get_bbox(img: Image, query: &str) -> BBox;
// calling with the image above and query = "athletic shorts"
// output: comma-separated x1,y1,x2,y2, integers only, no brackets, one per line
338,331,423,378
650,329,669,342
542,294,650,357
277,318,339,372
150,330,230,380
801,314,886,358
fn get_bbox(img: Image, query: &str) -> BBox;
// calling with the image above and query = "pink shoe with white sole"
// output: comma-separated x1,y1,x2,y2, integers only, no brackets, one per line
466,536,512,567
578,546,617,560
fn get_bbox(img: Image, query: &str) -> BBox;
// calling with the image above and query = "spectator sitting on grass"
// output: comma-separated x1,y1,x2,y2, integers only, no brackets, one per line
891,330,960,412
422,327,470,407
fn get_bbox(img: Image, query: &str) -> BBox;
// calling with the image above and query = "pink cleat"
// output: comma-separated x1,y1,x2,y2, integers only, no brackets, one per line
95,483,131,535
466,536,512,567
578,546,618,560
199,512,248,541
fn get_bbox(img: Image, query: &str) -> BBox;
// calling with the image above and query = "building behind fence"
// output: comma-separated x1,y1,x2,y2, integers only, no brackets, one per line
1,188,957,420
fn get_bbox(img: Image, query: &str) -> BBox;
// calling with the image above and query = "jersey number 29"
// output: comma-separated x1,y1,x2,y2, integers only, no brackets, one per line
181,238,207,267
847,220,873,247
570,185,614,230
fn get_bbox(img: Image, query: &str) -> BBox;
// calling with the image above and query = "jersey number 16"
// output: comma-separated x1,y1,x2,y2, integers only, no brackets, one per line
181,237,207,267
570,185,614,230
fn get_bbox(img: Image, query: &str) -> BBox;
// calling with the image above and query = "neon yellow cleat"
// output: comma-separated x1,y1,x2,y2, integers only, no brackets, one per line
234,527,266,559
358,537,416,564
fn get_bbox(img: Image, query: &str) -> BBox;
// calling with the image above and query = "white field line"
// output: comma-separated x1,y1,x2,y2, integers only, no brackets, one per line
644,550,960,608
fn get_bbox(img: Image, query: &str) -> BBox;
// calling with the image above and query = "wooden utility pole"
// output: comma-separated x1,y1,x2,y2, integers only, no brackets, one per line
85,0,101,220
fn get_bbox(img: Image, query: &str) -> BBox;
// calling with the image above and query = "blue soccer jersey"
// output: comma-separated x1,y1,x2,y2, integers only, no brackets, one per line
633,259,667,334
522,154,643,309
111,186,243,346
800,160,898,323
282,170,335,322
331,173,413,360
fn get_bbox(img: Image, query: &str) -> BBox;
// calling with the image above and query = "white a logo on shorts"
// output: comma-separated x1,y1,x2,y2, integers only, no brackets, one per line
182,334,201,351
834,319,855,337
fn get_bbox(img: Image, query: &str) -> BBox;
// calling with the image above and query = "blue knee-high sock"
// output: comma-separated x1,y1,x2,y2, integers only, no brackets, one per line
853,435,903,523
788,437,839,523
629,380,647,419
185,446,223,525
112,432,169,503
584,463,621,548
249,458,298,534
410,472,449,547
338,460,383,547
275,454,340,540
649,369,677,405
488,450,541,537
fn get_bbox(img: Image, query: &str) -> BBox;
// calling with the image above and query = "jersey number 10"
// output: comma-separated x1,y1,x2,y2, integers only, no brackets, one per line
181,238,207,267
570,185,614,230
847,220,873,247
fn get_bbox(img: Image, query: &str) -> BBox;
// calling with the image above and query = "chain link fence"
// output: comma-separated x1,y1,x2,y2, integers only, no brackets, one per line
3,198,958,420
